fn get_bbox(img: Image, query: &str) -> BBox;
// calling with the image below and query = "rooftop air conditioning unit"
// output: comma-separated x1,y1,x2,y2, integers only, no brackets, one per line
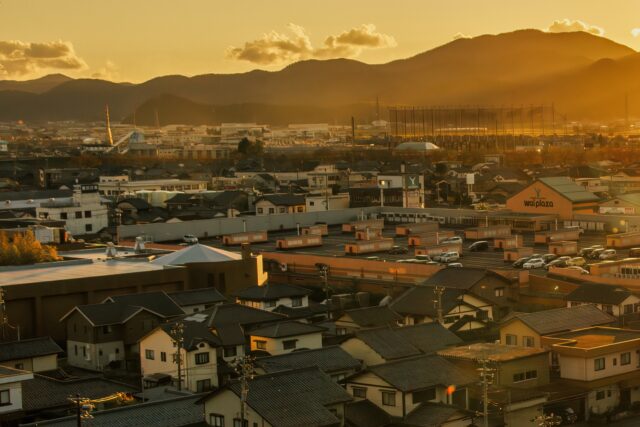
105,242,118,258
134,236,146,253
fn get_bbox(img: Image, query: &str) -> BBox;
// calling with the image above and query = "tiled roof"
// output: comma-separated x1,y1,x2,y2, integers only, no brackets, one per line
151,244,241,265
234,283,312,301
226,367,352,427
390,286,464,317
168,288,227,307
67,303,142,326
422,268,509,289
256,346,360,374
405,402,472,426
538,177,600,203
340,306,402,328
504,304,616,335
21,394,203,426
256,194,305,206
566,284,632,305
0,337,63,363
344,400,393,427
437,342,547,362
250,321,325,338
369,354,476,392
204,303,286,328
354,322,462,361
107,292,185,317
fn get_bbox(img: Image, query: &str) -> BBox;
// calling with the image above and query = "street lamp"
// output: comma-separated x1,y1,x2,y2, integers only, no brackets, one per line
379,180,387,207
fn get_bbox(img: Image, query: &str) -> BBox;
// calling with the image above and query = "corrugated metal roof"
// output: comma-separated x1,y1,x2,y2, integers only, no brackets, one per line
538,177,600,203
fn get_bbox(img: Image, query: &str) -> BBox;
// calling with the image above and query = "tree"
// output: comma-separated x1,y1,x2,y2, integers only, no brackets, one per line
0,231,59,266
237,138,264,157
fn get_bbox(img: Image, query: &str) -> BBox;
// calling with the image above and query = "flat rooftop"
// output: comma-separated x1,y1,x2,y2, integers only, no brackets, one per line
437,342,547,362
0,259,177,286
59,247,169,261
547,327,640,349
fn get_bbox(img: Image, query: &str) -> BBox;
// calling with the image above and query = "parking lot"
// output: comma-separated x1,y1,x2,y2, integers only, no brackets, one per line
200,225,632,275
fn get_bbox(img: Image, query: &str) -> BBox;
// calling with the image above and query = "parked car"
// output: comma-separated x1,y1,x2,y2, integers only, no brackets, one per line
599,249,617,260
513,257,530,268
415,254,431,261
388,245,408,255
366,256,381,261
441,236,463,244
183,234,198,244
545,256,571,270
578,245,602,257
468,241,489,252
447,262,463,268
541,254,558,263
566,266,590,275
523,258,545,269
440,252,460,263
566,257,587,267
589,248,606,260
629,248,640,257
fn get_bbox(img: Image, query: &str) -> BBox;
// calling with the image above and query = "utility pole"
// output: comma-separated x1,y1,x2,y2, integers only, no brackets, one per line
0,287,19,341
433,286,445,324
316,263,330,319
234,355,255,426
478,358,495,427
170,322,185,391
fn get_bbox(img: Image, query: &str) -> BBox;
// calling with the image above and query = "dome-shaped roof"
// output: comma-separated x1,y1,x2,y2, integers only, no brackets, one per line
151,244,241,266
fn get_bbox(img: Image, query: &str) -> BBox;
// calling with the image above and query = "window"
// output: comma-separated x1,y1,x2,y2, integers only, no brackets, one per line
257,208,263,214
279,207,286,213
161,352,167,362
596,390,605,400
264,300,276,308
209,414,224,427
102,325,112,334
74,345,78,356
268,208,275,214
353,387,367,398
525,370,537,380
291,297,303,307
195,352,210,365
145,349,155,360
625,304,634,314
336,328,347,336
85,224,93,232
607,390,612,397
14,363,23,370
613,358,617,366
381,391,396,406
0,389,10,406
494,287,505,297
595,357,605,371
75,211,82,219
60,212,68,220
505,334,517,346
621,352,631,365
254,340,267,350
297,207,304,212
84,210,92,218
283,339,297,350
602,304,614,315
223,347,237,358
233,419,248,427
99,349,103,356
331,373,346,382
523,336,535,347
412,388,436,404
196,379,211,392
82,346,86,357
513,372,525,382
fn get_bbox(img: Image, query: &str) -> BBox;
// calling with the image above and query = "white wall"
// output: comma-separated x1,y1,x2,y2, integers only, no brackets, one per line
251,332,322,356
558,351,639,382
67,340,124,371
588,386,619,415
203,389,272,427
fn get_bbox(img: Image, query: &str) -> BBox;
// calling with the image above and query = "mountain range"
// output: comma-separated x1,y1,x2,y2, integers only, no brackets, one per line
0,29,638,125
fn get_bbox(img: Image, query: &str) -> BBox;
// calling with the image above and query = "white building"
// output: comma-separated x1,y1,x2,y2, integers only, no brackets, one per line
36,184,108,236
99,178,208,197
0,366,33,422
306,193,350,212
249,321,324,356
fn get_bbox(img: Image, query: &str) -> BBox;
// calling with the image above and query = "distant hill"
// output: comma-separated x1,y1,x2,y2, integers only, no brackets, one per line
0,29,637,123
0,74,73,94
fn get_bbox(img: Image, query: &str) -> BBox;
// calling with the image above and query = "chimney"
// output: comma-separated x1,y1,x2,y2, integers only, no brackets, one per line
241,243,251,260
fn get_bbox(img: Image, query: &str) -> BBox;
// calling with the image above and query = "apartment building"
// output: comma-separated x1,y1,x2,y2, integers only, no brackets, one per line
36,184,108,236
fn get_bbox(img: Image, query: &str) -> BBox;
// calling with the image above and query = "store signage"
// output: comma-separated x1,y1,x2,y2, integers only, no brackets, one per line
404,175,420,189
523,187,553,208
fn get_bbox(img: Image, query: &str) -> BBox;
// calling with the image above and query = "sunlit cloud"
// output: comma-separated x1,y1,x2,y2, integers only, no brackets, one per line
632,28,640,38
0,40,87,78
226,23,396,65
546,19,604,36
91,60,119,81
452,32,471,40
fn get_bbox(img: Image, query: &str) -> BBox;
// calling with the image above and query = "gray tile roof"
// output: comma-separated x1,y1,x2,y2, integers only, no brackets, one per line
504,304,616,335
168,288,227,307
234,283,312,301
369,355,476,392
340,306,403,328
226,367,352,427
405,402,471,426
422,268,509,289
107,291,185,317
20,394,203,426
0,337,62,363
256,346,361,374
566,284,632,305
355,322,462,361
250,320,325,338
538,177,600,203
257,194,305,206
69,303,142,326
344,400,392,427
204,303,286,328
390,286,464,317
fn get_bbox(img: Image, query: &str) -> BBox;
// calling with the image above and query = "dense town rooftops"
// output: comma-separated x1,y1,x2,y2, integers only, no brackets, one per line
437,342,548,363
250,320,325,338
0,337,63,363
565,283,633,305
502,304,616,335
234,283,312,301
255,345,360,374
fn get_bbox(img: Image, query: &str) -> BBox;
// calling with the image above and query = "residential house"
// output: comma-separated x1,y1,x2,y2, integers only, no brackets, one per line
254,194,306,215
0,337,62,372
139,303,285,392
200,367,352,427
421,268,516,319
500,304,616,348
60,291,184,371
0,366,33,425
116,198,167,225
249,321,325,355
340,322,462,367
542,327,640,418
334,306,403,335
390,285,493,331
345,355,475,421
235,283,312,312
168,288,227,314
565,284,640,318
254,345,361,382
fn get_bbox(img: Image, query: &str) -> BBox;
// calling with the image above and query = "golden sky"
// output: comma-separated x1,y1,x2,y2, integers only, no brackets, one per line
1,0,639,82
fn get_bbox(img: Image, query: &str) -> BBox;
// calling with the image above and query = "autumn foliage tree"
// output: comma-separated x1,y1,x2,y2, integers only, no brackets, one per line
0,231,59,266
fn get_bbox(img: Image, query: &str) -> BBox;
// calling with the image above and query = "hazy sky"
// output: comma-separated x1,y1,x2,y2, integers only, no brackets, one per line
1,0,639,82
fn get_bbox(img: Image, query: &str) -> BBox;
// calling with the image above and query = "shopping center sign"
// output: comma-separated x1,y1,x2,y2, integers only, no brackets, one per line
523,187,554,208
